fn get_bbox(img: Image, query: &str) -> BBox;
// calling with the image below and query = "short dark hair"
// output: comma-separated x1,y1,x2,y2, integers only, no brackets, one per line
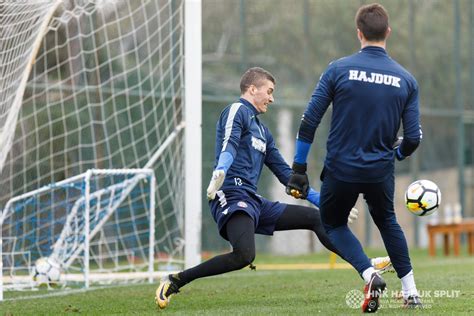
240,67,275,94
355,3,389,41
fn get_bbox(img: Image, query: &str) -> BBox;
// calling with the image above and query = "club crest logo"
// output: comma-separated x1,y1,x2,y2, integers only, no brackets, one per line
237,201,248,208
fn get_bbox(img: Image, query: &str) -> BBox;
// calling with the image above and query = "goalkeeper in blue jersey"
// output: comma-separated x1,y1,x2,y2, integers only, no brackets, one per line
155,67,391,310
286,3,422,313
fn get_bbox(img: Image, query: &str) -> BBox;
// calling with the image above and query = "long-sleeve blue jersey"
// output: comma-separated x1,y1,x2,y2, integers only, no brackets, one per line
215,98,292,194
297,46,421,183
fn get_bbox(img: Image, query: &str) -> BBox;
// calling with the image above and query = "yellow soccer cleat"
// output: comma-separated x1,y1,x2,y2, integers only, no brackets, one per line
155,275,180,309
371,256,394,275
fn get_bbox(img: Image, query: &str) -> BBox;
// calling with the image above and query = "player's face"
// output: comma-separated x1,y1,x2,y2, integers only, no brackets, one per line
252,80,274,113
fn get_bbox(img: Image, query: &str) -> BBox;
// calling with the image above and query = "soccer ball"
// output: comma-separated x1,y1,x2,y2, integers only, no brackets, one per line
405,180,441,216
32,257,61,287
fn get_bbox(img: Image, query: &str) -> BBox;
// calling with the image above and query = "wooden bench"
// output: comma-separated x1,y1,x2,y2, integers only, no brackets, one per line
427,219,474,256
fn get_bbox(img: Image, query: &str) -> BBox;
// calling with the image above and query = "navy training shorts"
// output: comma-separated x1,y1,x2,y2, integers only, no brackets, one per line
209,189,287,240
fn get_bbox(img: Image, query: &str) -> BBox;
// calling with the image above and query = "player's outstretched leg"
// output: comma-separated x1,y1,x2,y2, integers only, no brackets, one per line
274,205,393,274
154,212,256,309
274,204,340,254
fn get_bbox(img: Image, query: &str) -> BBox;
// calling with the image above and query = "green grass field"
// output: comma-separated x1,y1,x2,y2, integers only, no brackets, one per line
1,249,473,315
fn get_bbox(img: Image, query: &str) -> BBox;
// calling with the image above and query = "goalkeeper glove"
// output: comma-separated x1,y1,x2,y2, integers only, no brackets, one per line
286,162,309,199
206,169,225,200
348,208,359,224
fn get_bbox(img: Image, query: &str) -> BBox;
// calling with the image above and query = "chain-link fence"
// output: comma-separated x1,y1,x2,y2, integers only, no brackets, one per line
201,0,474,252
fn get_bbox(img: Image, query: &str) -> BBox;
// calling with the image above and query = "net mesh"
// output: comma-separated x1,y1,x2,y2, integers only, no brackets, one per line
0,0,185,294
1,170,155,289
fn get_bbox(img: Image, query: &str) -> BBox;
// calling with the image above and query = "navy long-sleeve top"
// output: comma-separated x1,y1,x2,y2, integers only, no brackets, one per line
215,98,292,193
296,46,421,182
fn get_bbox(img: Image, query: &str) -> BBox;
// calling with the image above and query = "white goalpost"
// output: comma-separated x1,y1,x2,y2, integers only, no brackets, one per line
184,0,202,270
0,0,201,300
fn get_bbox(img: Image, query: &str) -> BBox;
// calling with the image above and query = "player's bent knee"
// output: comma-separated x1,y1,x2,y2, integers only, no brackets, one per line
243,251,256,265
233,248,255,268
238,249,256,266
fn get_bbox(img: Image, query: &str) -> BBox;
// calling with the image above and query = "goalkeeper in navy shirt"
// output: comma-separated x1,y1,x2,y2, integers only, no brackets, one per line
286,3,422,313
155,67,389,310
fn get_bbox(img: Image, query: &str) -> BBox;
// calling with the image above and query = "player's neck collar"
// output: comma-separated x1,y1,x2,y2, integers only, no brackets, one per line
361,46,387,55
239,97,261,116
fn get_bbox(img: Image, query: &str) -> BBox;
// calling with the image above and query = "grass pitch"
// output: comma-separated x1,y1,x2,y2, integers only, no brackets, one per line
1,249,473,315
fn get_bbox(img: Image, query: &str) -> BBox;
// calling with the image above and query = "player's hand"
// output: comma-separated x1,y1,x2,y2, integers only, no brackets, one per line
392,136,403,150
286,162,309,199
206,169,225,200
393,136,405,161
348,208,359,224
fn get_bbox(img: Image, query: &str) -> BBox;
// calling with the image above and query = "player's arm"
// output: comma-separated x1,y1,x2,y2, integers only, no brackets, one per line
264,130,321,203
206,106,246,199
395,81,422,161
262,127,361,221
264,129,292,185
265,136,312,199
287,64,335,198
264,139,321,205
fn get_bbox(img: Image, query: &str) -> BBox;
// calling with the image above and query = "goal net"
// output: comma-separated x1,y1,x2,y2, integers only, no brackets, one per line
1,169,158,290
0,0,201,300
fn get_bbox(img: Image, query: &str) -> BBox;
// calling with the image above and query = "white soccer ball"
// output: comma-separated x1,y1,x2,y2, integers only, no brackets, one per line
33,257,61,287
405,180,441,216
